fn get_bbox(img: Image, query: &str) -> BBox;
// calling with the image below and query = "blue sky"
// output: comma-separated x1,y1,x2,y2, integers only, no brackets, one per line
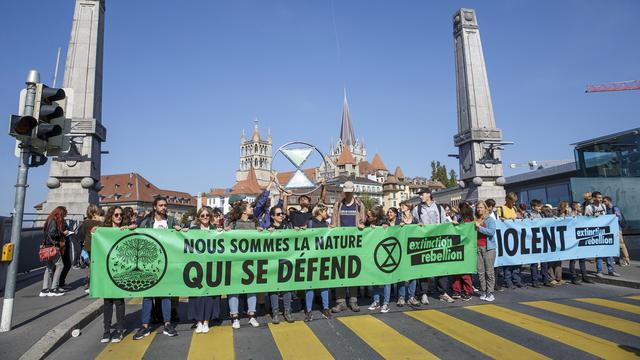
1,0,638,216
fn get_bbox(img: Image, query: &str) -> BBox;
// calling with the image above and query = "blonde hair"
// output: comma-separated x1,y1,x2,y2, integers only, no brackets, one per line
583,192,592,201
194,207,212,227
506,192,518,202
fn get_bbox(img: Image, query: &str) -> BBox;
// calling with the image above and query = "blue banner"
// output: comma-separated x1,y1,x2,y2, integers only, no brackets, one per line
494,215,620,266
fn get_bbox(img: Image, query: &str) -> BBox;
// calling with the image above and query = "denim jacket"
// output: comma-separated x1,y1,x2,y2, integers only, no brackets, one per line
478,216,496,250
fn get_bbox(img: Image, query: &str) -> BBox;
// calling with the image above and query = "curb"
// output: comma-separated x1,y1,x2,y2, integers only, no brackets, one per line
582,273,640,289
19,298,103,360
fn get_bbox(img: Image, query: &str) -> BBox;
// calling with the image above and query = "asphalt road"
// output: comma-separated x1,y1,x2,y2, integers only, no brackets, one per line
46,281,640,359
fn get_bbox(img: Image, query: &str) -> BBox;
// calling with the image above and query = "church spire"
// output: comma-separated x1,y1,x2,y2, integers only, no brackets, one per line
340,89,356,147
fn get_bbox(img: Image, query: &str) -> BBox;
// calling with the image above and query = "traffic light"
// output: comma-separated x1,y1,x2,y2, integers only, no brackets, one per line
8,114,37,141
31,84,66,154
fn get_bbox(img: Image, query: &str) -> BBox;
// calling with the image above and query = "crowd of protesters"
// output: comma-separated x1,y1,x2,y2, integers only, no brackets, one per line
38,174,630,343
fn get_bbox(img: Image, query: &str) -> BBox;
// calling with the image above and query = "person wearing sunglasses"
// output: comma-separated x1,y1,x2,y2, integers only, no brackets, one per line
93,206,136,343
187,207,218,334
267,206,294,324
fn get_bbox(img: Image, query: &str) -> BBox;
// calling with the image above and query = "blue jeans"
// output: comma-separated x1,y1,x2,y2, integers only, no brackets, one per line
142,297,170,325
504,266,522,286
530,263,550,284
305,289,329,311
372,284,391,305
228,294,257,316
402,280,417,298
596,257,614,273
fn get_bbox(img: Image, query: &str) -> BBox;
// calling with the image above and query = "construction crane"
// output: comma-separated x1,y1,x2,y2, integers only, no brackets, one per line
509,160,573,170
585,80,640,93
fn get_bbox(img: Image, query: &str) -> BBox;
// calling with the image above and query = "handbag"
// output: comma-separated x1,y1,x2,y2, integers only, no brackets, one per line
39,245,59,262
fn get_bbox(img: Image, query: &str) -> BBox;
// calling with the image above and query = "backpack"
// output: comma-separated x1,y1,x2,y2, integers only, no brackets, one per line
417,202,443,223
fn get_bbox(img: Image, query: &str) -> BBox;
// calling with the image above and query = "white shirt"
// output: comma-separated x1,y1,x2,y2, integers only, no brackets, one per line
153,219,168,229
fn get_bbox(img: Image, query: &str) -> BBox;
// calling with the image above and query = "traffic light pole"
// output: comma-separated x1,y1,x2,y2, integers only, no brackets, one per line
0,71,38,332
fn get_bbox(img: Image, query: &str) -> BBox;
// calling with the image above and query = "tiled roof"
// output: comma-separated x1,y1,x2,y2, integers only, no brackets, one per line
358,160,373,175
100,173,196,206
394,166,405,179
371,153,387,171
207,188,228,197
336,147,356,165
230,166,263,195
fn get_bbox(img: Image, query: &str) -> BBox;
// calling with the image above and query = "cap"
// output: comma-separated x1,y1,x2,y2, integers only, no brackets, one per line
342,181,355,193
417,188,432,195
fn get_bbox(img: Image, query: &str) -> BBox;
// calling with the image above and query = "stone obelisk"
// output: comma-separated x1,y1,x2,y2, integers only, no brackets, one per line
42,0,106,221
452,8,506,204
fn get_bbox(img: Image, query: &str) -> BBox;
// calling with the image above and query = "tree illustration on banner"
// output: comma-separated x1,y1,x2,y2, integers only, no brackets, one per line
107,234,167,292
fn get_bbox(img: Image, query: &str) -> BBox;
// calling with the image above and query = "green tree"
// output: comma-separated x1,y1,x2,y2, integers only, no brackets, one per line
430,160,458,188
358,194,379,212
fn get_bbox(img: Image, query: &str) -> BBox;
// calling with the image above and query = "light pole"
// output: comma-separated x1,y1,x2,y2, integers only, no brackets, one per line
0,70,39,332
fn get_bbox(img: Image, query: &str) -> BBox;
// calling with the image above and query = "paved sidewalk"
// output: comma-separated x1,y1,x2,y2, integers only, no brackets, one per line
0,267,95,360
574,259,640,289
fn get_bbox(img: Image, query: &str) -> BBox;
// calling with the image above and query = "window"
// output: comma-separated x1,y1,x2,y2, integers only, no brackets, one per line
546,184,571,206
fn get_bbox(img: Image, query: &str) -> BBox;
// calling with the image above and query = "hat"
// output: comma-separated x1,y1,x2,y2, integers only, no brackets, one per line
417,188,432,195
342,181,355,193
228,194,246,203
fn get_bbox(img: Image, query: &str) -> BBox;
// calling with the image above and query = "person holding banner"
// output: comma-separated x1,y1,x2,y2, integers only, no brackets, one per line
473,201,497,302
603,196,630,267
96,206,137,343
568,202,593,285
226,201,262,329
188,207,217,334
331,181,365,313
304,204,332,321
267,206,295,324
398,201,418,307
526,200,552,288
452,204,474,301
412,188,454,304
497,192,525,289
368,205,393,313
585,191,621,278
134,197,181,340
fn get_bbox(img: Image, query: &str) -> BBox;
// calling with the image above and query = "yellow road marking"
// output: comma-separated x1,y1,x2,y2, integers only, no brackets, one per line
95,330,155,360
406,310,549,360
626,295,640,301
268,322,334,360
467,305,637,359
524,301,640,336
339,315,438,359
575,298,640,315
187,326,235,360
128,298,142,305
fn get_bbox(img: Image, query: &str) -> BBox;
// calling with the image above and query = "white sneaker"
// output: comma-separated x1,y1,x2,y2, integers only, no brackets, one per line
195,322,203,334
381,304,390,313
39,290,49,297
421,294,430,305
232,319,240,329
479,293,487,301
249,317,259,328
368,301,380,311
439,293,454,303
485,293,495,302
201,323,210,334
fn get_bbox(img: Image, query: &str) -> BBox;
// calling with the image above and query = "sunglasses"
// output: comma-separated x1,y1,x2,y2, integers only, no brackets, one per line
200,214,211,218
113,213,122,218
274,212,284,216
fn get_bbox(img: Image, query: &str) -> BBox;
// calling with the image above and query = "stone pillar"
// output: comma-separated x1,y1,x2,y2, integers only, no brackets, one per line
42,0,106,222
452,8,506,204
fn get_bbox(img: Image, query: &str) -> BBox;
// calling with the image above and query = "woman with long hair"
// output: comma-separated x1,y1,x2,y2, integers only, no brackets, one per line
474,201,497,302
40,206,69,297
188,207,217,334
225,201,261,329
96,205,136,343
398,201,418,306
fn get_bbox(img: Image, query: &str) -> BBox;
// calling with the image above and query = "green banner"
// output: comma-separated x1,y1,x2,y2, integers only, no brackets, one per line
90,223,477,298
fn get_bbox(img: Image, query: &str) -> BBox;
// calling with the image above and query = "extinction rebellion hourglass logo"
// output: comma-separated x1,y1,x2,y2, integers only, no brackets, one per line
374,237,402,273
107,233,168,292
